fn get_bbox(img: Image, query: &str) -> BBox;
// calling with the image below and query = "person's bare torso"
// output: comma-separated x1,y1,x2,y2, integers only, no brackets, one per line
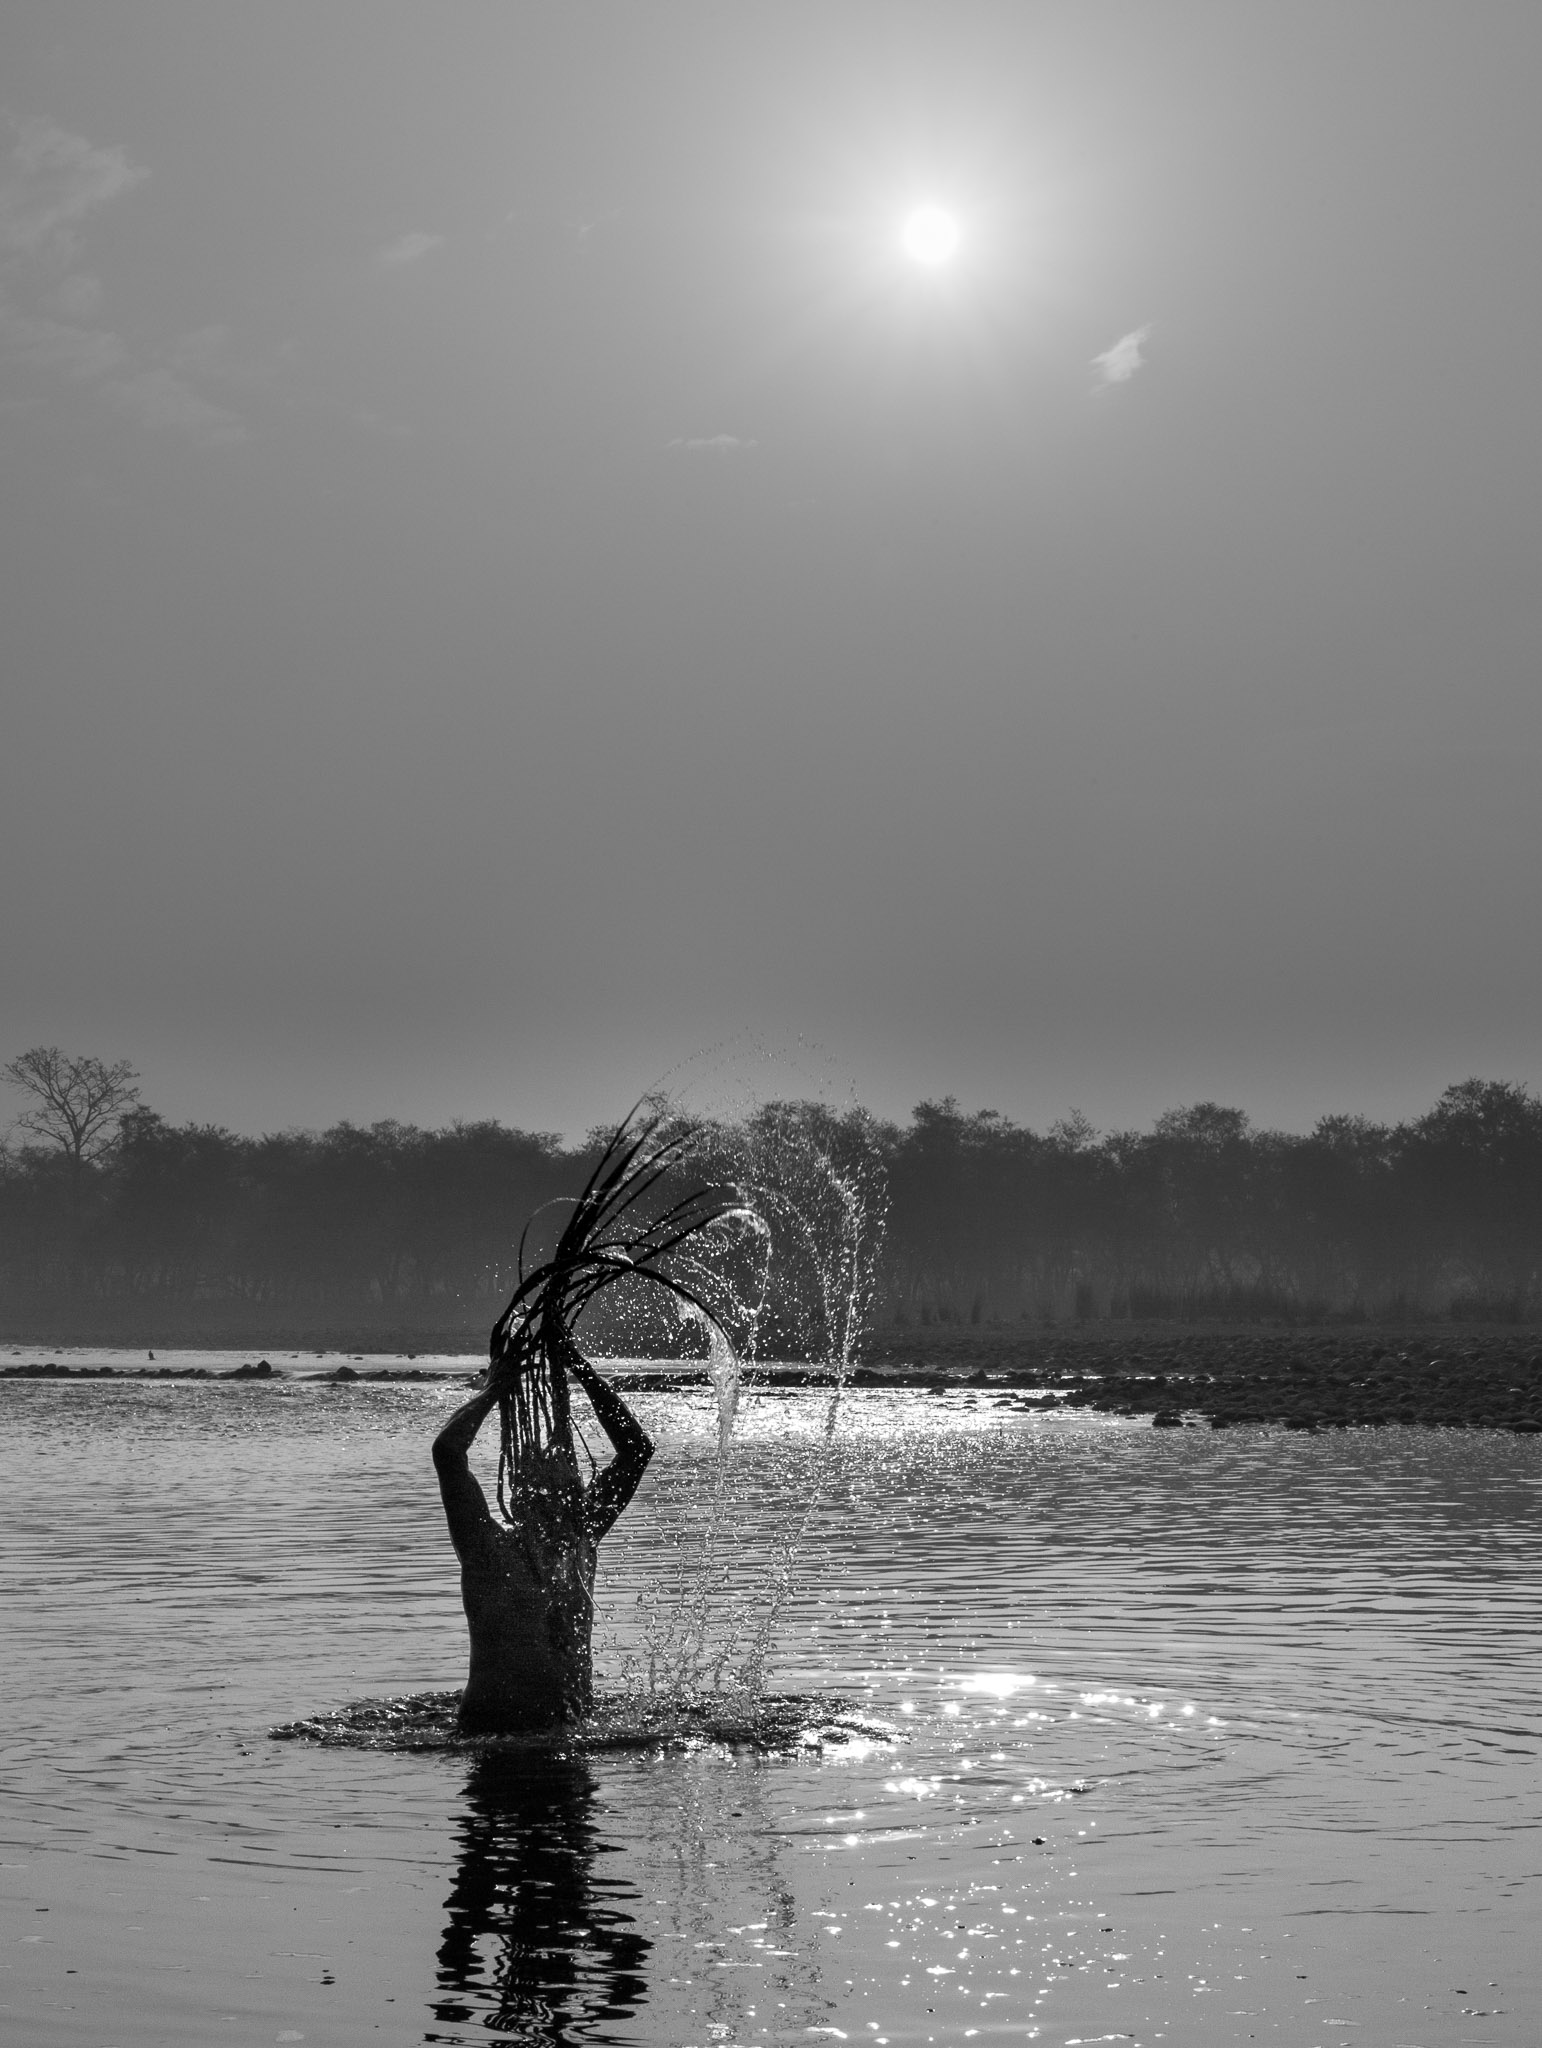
434,1346,654,1734
456,1510,598,1731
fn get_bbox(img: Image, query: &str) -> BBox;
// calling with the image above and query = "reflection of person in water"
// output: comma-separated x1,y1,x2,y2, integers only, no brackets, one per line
430,1751,650,2041
434,1329,653,1732
434,1110,746,1734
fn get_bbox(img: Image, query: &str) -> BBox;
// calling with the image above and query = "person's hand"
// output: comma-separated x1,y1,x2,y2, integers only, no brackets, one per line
485,1346,526,1393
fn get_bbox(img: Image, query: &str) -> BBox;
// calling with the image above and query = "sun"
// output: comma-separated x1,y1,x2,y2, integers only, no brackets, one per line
901,205,960,267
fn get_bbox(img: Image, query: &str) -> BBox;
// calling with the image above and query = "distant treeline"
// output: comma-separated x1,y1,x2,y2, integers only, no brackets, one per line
2,1080,1540,1339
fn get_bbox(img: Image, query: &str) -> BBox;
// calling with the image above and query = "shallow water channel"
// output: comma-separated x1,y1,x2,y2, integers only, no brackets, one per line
3,1364,1539,2047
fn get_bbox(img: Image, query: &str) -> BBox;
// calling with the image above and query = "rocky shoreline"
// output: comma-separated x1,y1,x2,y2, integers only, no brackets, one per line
846,1324,1542,1431
5,1323,1541,1431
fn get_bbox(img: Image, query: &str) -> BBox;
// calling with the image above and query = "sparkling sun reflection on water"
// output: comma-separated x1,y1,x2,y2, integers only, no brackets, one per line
1,1371,1538,2044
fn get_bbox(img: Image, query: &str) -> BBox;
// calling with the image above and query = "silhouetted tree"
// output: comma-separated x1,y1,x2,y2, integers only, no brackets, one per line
1402,1080,1542,1308
3,1076,1540,1332
4,1047,140,1174
104,1110,251,1302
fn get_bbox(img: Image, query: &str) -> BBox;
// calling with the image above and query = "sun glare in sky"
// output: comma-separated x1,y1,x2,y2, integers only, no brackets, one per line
901,205,960,266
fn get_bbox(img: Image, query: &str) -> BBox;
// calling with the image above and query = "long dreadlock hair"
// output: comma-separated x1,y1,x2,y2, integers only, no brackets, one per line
487,1107,745,1526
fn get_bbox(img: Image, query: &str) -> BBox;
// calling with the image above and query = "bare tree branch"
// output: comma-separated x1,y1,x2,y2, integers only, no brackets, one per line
3,1045,141,1168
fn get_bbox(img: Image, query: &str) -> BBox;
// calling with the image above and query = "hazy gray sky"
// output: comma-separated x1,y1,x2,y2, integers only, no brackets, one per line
3,2,1540,1141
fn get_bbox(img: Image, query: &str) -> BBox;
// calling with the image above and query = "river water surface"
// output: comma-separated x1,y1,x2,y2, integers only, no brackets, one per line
2,1357,1538,2047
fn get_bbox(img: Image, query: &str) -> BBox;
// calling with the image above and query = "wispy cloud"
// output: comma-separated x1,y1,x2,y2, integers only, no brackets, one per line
0,304,125,380
0,118,146,261
1092,323,1152,390
376,230,443,268
667,433,758,455
0,116,252,448
106,366,249,446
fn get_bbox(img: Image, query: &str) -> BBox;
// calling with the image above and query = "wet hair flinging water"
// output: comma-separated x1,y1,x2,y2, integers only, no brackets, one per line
487,1107,748,1526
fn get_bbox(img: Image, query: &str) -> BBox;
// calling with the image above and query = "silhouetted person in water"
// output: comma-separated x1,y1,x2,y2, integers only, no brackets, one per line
434,1107,740,1735
434,1331,653,1732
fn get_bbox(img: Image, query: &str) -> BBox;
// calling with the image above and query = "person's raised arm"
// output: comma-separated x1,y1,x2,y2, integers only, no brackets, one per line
432,1378,501,1558
560,1340,654,1540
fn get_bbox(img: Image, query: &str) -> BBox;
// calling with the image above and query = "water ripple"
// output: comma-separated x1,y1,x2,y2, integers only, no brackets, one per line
3,1378,1538,2045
